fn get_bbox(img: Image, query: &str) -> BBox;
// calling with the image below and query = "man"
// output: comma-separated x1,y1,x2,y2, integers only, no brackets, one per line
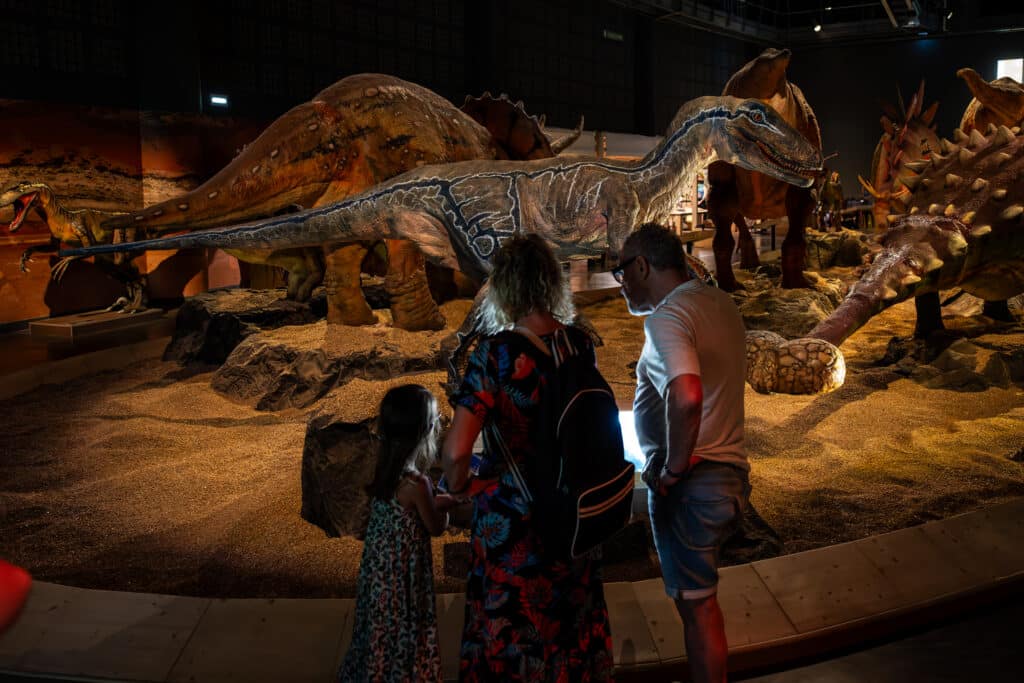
613,223,750,683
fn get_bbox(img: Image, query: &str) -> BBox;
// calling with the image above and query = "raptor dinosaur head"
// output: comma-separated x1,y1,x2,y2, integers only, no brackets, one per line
0,182,51,233
712,97,822,187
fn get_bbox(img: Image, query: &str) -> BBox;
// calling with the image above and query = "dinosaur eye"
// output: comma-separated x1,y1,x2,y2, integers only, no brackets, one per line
751,111,764,123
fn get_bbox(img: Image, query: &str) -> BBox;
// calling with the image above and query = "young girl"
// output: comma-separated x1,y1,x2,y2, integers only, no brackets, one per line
339,384,454,683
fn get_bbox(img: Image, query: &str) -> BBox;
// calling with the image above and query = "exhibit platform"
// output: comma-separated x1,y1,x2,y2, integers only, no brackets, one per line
0,498,1020,682
28,308,169,341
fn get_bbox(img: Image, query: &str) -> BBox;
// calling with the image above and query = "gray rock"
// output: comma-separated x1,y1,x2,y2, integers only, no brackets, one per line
300,372,452,539
804,228,872,270
164,287,327,365
212,300,474,410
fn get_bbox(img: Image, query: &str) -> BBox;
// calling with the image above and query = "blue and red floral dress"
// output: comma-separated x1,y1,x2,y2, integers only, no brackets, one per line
452,326,614,682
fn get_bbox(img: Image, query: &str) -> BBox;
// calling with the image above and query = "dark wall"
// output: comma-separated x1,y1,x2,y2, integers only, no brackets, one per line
0,0,755,135
790,32,1024,197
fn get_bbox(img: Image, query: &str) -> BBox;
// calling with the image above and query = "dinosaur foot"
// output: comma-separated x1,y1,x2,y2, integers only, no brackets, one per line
104,297,130,313
386,270,446,331
745,330,846,394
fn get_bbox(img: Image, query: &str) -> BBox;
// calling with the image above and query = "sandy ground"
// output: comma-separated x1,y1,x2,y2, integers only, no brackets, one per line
1,293,1022,598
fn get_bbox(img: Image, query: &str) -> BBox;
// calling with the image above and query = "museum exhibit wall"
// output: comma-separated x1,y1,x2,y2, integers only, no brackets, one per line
790,30,1024,199
0,0,756,326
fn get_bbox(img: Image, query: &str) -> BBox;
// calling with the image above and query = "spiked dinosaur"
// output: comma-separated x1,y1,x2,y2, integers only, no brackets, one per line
63,97,821,334
78,74,579,328
747,115,1024,395
957,68,1024,133
706,48,823,291
858,82,941,231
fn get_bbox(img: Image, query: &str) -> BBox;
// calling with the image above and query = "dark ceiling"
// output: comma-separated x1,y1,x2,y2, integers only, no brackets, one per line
611,1,1024,46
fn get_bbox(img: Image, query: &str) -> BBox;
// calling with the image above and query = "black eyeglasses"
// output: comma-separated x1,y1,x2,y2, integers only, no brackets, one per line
611,255,639,284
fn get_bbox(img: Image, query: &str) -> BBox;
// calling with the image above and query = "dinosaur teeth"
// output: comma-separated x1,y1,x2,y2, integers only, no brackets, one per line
1000,205,1024,221
945,174,962,188
993,188,1008,200
251,165,260,174
928,203,943,215
971,178,988,192
953,128,969,143
994,152,1012,166
151,209,163,217
270,149,280,158
971,225,992,237
958,148,975,164
993,125,1016,146
208,191,218,199
901,273,921,286
904,160,929,172
940,138,955,154
178,203,189,211
943,203,958,216
962,211,976,224
968,129,987,148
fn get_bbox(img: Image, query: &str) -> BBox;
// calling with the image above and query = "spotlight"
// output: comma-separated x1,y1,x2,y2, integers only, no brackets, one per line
825,5,832,10
947,11,953,19
813,23,822,32
209,94,229,107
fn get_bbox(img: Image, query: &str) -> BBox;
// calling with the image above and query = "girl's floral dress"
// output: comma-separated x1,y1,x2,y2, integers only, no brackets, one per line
338,490,442,682
452,326,614,682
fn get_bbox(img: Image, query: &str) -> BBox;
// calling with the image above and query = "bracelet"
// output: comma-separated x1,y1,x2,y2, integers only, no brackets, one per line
662,463,687,478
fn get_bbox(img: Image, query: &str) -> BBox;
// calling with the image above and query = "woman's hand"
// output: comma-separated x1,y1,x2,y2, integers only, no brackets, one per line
441,406,484,494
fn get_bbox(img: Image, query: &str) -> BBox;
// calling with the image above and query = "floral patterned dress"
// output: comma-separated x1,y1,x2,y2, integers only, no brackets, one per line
338,490,442,682
453,327,615,682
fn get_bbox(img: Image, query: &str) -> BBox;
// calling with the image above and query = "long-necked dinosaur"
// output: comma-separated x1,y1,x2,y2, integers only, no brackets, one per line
52,74,578,327
706,48,823,291
63,97,821,295
747,115,1024,395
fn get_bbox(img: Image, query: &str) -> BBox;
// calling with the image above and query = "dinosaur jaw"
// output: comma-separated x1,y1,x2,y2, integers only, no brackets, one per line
8,192,38,233
752,138,819,187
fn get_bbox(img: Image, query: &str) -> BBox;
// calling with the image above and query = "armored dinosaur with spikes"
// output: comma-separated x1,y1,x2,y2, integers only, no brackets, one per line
12,74,580,328
747,115,1024,395
858,81,940,231
706,47,823,291
62,97,821,345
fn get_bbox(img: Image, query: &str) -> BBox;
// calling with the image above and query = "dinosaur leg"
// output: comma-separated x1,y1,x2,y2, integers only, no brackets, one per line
710,212,740,292
293,249,325,303
781,186,813,289
982,299,1013,322
735,214,761,270
384,239,446,331
324,243,377,326
913,291,944,337
443,283,488,397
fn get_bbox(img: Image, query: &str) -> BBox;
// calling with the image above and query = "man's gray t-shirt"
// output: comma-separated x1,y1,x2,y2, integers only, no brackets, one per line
633,278,748,472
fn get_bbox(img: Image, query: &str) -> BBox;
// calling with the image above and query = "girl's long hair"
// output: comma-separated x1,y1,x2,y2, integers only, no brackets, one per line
477,233,575,334
367,384,439,500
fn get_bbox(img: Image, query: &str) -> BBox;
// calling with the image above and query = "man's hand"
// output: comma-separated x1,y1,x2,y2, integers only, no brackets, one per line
657,468,683,496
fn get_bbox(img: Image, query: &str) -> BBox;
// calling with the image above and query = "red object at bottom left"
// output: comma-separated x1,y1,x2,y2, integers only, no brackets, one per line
0,559,32,634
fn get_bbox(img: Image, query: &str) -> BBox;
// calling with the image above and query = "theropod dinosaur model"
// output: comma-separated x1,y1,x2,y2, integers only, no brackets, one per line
89,74,579,327
1,182,147,310
858,82,941,232
63,96,821,305
957,68,1024,134
706,48,823,290
747,115,1024,395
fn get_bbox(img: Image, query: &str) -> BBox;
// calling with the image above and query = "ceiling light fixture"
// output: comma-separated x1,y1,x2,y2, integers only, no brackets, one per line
813,23,822,32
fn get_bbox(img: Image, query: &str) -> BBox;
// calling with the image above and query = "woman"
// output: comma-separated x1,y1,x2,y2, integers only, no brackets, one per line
442,234,614,681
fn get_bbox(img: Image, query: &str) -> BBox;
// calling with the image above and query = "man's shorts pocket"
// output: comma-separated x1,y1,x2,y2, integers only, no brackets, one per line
680,496,740,550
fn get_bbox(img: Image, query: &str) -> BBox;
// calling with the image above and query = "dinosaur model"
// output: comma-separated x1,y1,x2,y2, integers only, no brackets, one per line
747,116,1024,395
1,181,147,310
63,96,822,306
957,68,1024,133
858,82,941,232
82,74,579,328
705,48,823,291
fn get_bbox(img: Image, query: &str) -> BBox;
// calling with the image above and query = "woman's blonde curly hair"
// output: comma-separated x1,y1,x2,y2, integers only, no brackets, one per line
477,234,575,334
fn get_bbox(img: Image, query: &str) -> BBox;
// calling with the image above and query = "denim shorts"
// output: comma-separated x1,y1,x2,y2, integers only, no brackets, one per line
648,460,751,601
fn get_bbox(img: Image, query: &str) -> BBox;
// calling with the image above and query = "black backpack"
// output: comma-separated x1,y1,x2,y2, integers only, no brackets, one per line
489,326,635,559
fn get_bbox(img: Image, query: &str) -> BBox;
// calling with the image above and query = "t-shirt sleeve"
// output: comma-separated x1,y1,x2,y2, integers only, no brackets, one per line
451,338,499,421
644,310,700,397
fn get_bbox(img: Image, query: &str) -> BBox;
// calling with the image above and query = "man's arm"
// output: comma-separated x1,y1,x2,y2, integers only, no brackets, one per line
659,373,703,496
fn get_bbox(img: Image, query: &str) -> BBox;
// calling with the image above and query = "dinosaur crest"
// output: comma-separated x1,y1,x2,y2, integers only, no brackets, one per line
858,81,940,230
460,92,582,160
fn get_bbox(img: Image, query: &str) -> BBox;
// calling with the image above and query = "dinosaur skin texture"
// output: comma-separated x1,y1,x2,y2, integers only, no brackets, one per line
706,48,824,291
858,82,941,232
64,95,821,296
747,116,1024,395
9,73,579,330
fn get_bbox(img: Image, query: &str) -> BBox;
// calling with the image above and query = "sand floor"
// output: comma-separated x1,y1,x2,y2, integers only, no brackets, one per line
1,293,1022,598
